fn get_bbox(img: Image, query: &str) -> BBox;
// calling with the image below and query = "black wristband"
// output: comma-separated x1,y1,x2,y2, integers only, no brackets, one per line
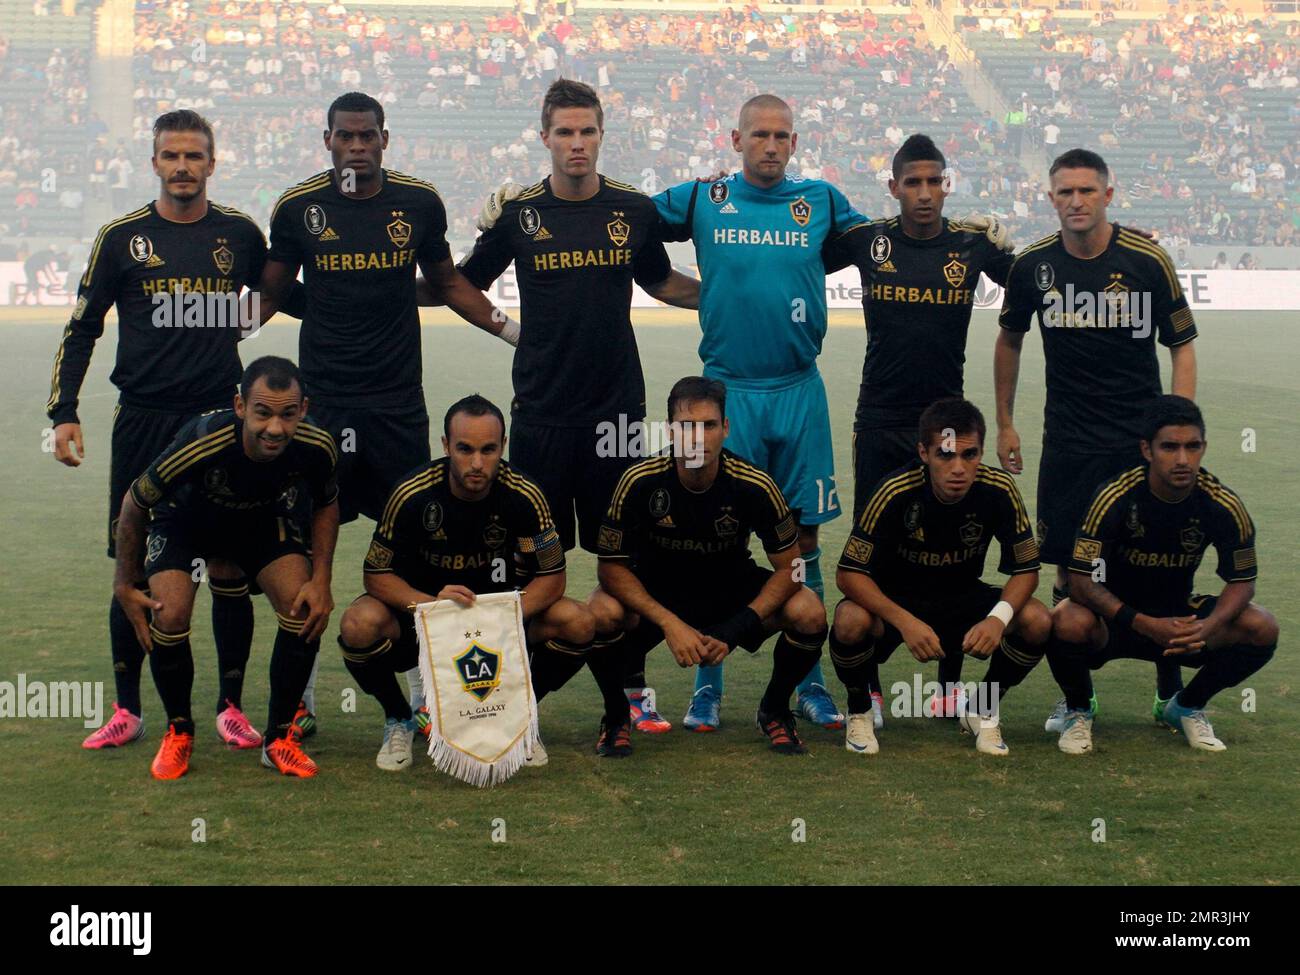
1112,604,1138,632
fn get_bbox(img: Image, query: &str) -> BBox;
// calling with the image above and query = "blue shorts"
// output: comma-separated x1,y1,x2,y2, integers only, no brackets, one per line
713,368,840,527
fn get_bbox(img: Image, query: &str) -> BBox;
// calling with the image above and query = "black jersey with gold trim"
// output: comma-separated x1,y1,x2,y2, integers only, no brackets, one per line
597,449,798,584
47,202,266,425
364,458,565,595
998,224,1197,453
268,169,451,406
129,409,338,516
1068,465,1256,617
824,217,1013,429
839,461,1038,594
458,175,673,426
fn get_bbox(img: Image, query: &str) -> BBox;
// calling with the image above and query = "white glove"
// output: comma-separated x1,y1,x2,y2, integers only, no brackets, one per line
477,181,527,231
962,213,1014,253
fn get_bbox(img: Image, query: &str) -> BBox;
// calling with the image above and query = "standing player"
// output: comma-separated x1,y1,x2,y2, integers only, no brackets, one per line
831,398,1050,756
48,110,271,752
455,79,701,735
995,148,1198,722
257,91,505,735
822,133,1015,726
1047,396,1277,754
337,395,598,770
112,357,339,778
589,377,829,755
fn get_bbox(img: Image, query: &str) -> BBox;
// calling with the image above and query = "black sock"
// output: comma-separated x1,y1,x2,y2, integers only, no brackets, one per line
1155,658,1185,700
828,630,875,714
147,625,194,735
586,638,631,726
937,651,965,690
1046,635,1093,711
264,614,320,741
618,625,662,690
109,595,145,716
976,634,1046,717
760,630,827,717
1051,584,1070,607
1179,642,1275,710
210,577,254,714
528,640,588,702
339,636,412,722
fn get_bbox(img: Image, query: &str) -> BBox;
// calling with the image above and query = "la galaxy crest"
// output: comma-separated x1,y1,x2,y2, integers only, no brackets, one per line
789,196,811,228
386,211,412,248
455,641,502,702
606,210,630,247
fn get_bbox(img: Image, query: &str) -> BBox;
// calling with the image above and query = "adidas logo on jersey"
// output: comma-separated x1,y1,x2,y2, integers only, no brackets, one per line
533,226,552,241
656,515,675,527
318,227,340,241
878,260,897,273
143,254,166,268
719,202,738,214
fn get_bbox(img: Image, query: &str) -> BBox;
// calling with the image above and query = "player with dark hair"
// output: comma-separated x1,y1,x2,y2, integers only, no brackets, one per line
453,78,700,736
256,91,507,736
832,398,1050,757
822,132,1016,728
589,376,829,755
338,394,599,770
1046,396,1277,754
113,356,340,778
996,147,1198,723
49,109,284,752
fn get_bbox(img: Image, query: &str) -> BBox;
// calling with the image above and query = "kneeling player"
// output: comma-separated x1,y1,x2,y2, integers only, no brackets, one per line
1047,396,1277,754
337,395,607,771
831,398,1050,757
114,356,340,779
589,377,829,755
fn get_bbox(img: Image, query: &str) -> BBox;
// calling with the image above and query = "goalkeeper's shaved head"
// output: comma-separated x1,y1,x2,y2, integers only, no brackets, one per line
738,94,793,132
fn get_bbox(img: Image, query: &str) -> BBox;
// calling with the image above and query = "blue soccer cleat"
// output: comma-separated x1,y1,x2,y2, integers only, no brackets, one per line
683,685,721,732
1163,694,1226,752
796,683,845,730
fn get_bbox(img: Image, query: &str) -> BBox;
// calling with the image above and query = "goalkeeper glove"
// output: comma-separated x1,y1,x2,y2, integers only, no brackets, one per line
962,213,1014,253
477,181,527,231
703,607,765,653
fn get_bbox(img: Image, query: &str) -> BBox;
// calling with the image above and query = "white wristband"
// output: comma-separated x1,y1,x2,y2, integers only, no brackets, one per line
498,319,521,347
987,600,1014,626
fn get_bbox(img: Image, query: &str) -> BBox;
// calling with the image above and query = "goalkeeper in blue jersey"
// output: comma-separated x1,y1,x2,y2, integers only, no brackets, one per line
646,94,865,732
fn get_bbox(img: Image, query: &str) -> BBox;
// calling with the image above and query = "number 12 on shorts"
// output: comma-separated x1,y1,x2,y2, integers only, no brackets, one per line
815,477,839,515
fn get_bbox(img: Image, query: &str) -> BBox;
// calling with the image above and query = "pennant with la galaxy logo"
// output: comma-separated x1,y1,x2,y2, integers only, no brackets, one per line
414,590,538,787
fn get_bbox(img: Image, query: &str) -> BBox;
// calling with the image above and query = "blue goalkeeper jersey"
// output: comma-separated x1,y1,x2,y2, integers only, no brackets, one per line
655,173,868,386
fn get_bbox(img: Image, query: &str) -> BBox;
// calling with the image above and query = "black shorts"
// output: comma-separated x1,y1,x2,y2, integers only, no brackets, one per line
107,403,217,557
1036,445,1143,565
851,426,917,523
864,581,1003,667
631,561,774,653
144,505,312,582
509,416,635,552
311,397,431,524
351,599,421,672
1088,593,1217,670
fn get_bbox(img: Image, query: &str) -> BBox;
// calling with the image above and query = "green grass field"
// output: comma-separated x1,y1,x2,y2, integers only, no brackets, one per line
2,309,1297,885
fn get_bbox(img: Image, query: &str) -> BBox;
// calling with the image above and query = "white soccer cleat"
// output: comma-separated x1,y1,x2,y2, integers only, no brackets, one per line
1057,710,1094,755
959,707,1009,756
1044,697,1070,733
376,717,415,772
524,736,548,767
845,712,879,755
1163,697,1227,752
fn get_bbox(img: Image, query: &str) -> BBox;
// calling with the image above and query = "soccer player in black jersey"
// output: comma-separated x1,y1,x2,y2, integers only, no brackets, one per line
1047,396,1277,755
822,133,1015,727
588,377,829,755
112,357,340,779
995,148,1198,719
258,91,506,735
48,111,277,752
831,398,1050,757
456,79,700,736
337,395,604,771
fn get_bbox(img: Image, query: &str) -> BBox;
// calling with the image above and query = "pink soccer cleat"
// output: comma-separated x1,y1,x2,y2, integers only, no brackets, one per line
82,702,145,750
216,702,263,749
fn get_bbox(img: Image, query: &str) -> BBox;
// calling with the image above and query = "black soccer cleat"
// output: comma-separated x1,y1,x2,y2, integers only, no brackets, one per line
595,718,633,758
755,708,807,755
